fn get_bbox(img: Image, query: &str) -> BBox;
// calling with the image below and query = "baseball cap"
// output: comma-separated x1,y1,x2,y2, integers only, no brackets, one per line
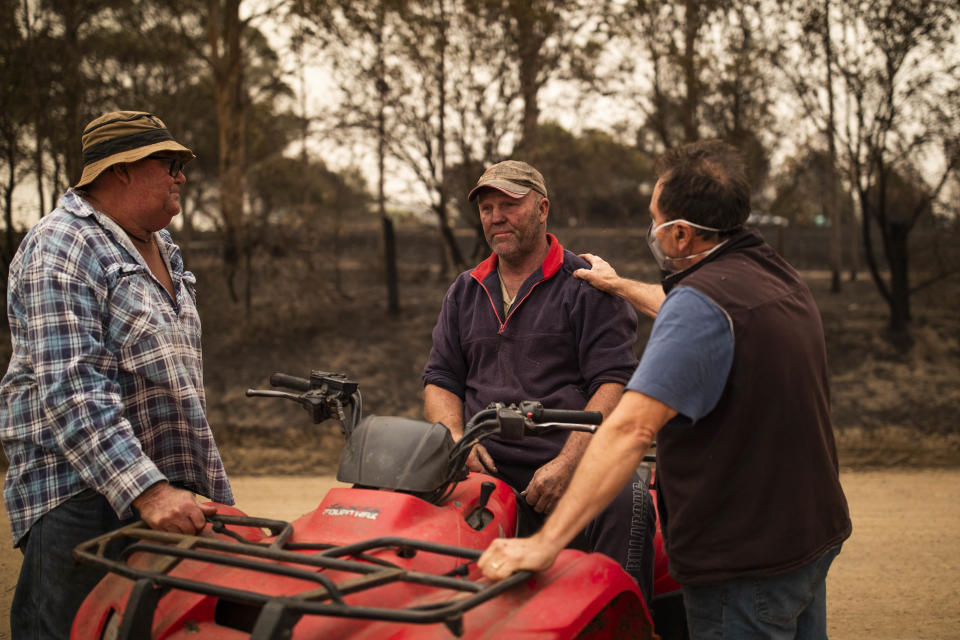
468,160,548,201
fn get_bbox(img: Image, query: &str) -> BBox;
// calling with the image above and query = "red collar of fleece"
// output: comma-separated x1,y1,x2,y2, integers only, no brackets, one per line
471,233,563,282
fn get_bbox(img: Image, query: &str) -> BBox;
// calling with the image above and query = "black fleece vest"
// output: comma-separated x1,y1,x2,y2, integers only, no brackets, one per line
656,230,852,586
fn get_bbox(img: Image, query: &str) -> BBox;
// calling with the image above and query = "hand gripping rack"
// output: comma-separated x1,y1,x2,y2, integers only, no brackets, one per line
73,514,530,639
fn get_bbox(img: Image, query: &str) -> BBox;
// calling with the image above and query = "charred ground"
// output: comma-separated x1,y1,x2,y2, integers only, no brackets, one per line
197,225,960,475
1,224,958,475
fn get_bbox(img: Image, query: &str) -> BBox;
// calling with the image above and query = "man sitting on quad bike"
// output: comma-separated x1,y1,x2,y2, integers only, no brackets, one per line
422,160,656,602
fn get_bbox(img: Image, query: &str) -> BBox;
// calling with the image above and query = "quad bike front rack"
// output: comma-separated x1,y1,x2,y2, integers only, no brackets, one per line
73,514,530,640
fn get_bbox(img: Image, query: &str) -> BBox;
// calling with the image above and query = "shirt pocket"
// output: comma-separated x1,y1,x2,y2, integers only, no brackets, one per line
105,263,203,385
104,264,168,346
103,263,202,376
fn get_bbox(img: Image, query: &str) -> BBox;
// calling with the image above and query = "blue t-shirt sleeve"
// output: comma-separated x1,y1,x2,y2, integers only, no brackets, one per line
626,286,734,422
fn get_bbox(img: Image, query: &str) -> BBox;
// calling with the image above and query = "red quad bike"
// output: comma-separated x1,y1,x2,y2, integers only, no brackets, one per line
72,371,687,639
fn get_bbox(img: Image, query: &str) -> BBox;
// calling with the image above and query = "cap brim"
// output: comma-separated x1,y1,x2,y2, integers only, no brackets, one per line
74,140,195,188
468,180,532,201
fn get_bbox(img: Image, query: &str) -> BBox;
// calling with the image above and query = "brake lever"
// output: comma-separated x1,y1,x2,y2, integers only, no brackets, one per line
246,388,333,423
533,422,597,433
245,389,300,401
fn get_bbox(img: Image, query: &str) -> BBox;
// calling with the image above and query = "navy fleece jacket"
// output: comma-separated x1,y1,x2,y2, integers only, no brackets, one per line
423,234,639,468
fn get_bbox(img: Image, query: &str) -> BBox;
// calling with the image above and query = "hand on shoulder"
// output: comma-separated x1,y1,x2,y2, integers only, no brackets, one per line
573,253,622,296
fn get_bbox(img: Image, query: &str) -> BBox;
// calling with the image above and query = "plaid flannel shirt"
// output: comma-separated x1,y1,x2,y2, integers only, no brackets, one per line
1,189,234,546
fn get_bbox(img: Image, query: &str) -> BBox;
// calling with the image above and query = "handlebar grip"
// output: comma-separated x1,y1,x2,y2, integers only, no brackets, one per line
269,373,311,391
530,408,603,425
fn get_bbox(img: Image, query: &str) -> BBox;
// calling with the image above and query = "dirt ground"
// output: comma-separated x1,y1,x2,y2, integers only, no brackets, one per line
1,469,958,639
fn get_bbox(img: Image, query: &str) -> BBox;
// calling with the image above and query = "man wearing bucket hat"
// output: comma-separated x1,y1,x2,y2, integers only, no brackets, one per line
0,110,234,638
422,160,657,603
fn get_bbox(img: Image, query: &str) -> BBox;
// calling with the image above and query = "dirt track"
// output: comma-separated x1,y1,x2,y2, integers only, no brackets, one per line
2,469,959,639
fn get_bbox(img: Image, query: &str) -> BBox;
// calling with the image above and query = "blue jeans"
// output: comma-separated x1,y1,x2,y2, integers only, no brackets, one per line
681,546,841,640
12,489,136,640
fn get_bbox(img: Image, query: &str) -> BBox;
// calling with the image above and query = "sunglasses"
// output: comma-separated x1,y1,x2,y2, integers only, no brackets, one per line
147,154,185,177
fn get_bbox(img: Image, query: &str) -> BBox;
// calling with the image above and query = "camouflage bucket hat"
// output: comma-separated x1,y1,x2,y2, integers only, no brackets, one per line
468,160,548,201
74,110,195,188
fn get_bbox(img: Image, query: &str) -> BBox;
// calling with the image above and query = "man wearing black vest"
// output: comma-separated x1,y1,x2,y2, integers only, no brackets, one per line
478,140,852,639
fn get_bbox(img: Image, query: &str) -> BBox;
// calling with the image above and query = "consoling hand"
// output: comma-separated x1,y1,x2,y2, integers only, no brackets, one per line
573,253,621,295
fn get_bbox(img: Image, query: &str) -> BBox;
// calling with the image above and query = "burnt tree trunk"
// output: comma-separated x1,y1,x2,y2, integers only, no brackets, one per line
376,0,399,315
883,222,912,347
511,0,547,159
207,0,247,306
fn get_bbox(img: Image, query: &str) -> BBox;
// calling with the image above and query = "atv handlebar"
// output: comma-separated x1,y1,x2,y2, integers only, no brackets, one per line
247,371,363,432
443,402,604,490
247,371,617,496
517,401,603,426
250,372,603,439
269,372,311,391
